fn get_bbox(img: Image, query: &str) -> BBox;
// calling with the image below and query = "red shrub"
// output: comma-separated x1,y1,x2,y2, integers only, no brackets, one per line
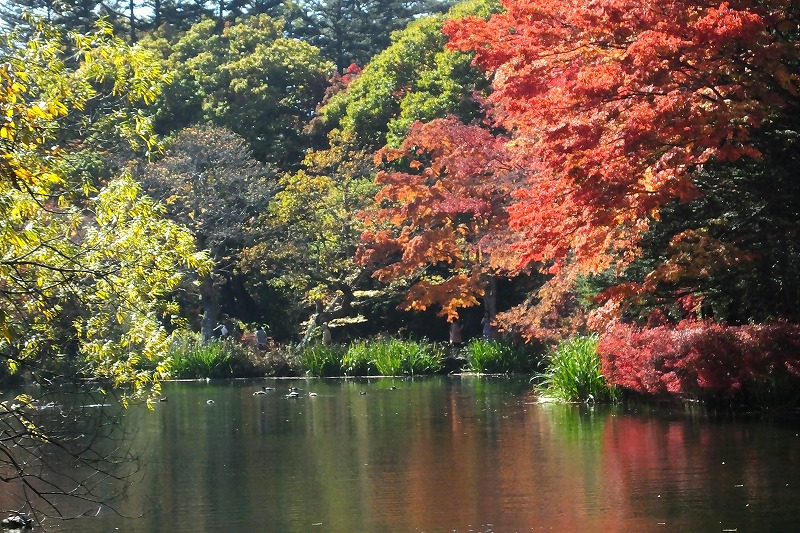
599,320,800,400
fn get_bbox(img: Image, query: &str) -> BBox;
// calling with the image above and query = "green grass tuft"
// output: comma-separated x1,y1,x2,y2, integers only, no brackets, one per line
301,344,346,377
168,331,235,378
464,338,534,373
535,335,619,403
341,340,376,376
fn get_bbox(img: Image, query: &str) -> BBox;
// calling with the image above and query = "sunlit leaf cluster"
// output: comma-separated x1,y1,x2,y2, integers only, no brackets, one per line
0,20,209,404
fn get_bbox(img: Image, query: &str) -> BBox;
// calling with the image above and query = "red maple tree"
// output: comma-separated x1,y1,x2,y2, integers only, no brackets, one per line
358,117,523,320
440,0,799,328
360,1,799,339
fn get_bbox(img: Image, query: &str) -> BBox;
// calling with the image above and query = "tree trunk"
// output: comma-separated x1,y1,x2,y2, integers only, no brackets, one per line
199,273,220,342
484,274,497,319
153,0,161,28
299,280,358,347
129,0,136,42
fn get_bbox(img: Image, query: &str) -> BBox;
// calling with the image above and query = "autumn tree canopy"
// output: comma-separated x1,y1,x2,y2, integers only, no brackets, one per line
431,0,800,330
359,118,521,321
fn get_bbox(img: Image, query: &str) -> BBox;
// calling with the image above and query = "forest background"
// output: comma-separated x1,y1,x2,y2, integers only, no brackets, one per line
3,0,800,405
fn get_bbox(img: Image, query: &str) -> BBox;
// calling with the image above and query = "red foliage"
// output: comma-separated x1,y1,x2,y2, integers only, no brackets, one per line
599,320,800,398
361,0,800,331
342,63,362,85
357,118,521,320
441,0,799,324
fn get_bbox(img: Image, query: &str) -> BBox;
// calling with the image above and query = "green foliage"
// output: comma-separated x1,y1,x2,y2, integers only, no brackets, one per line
137,125,276,337
369,338,444,376
464,339,535,374
0,20,209,405
4,0,106,35
297,338,444,377
253,134,375,312
151,14,335,166
287,0,453,70
535,336,619,403
167,330,297,379
341,340,376,376
265,169,366,295
319,0,498,150
301,343,347,377
168,331,235,379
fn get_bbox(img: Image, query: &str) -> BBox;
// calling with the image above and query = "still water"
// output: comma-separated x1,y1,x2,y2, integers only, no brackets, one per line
34,377,800,532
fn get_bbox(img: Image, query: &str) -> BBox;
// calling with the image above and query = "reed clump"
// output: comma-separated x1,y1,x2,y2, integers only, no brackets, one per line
535,335,619,403
464,338,536,373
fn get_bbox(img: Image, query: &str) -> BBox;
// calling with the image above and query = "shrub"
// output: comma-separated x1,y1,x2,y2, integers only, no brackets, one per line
599,320,800,405
167,329,283,378
168,331,235,378
536,335,619,402
262,343,303,377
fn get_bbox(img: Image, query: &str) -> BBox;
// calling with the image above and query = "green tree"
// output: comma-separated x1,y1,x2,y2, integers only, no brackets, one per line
0,20,208,517
244,132,375,341
2,0,111,34
144,0,213,31
137,125,277,339
318,0,498,150
0,0,60,31
150,14,335,167
287,0,454,71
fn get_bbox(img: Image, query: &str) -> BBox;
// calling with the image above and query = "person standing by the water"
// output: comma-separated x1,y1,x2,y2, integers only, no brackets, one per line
255,326,267,350
481,312,495,339
321,322,332,344
449,321,463,345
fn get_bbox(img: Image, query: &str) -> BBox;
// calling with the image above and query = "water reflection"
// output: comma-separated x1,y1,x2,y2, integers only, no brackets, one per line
25,378,800,532
0,388,142,522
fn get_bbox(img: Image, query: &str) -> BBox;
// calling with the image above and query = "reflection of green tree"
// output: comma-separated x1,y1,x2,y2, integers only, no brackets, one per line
299,379,430,523
537,403,617,501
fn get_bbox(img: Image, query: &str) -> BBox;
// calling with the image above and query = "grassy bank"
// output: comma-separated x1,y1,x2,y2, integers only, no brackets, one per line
166,331,540,379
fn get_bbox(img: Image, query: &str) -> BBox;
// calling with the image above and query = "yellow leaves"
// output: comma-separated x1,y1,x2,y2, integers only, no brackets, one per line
6,231,29,250
401,274,482,320
0,22,205,409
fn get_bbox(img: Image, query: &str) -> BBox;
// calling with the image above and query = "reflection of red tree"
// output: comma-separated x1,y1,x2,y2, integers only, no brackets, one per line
600,411,800,529
374,397,635,531
602,417,694,495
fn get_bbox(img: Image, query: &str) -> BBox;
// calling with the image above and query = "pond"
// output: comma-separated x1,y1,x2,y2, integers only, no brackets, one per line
21,377,800,532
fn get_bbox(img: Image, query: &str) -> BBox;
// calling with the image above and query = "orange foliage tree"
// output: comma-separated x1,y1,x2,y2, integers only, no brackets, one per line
438,0,800,331
357,117,524,321
360,1,800,336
